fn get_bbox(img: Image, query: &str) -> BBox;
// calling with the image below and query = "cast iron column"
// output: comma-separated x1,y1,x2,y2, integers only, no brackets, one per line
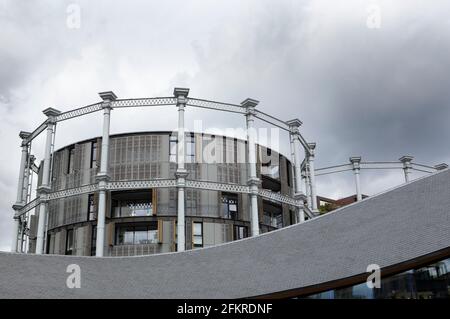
36,108,60,254
242,98,260,237
287,119,305,223
95,91,116,257
307,143,318,212
304,166,312,209
350,156,362,201
399,155,413,183
174,88,190,252
11,131,31,252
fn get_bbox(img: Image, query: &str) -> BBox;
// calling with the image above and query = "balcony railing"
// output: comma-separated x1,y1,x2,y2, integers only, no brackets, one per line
108,243,161,256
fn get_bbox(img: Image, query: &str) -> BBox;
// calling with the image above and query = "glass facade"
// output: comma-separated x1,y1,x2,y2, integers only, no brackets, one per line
263,201,283,229
305,257,450,299
65,229,74,255
90,140,98,169
40,132,295,256
234,225,247,240
192,222,203,248
67,146,75,174
112,190,153,217
115,223,158,245
221,193,238,220
87,194,96,221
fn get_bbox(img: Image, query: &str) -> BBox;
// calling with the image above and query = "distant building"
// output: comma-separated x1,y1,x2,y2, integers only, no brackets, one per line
317,194,369,214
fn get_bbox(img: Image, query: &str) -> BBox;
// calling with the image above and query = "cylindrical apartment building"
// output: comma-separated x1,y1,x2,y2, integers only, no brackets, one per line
31,131,300,256
13,89,315,257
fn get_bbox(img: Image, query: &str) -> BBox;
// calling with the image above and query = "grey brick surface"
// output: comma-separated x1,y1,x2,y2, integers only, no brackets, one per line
1,169,450,298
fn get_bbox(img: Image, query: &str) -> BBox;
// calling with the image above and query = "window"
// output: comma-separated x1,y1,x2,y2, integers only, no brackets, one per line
90,141,98,169
113,200,152,217
186,134,195,163
221,193,238,220
65,229,74,255
192,222,203,248
263,201,283,229
186,189,198,214
115,223,158,245
90,226,97,256
111,190,153,217
234,225,247,240
305,256,450,299
169,134,177,163
263,211,283,229
287,161,292,187
224,137,238,164
289,210,296,225
88,194,96,221
46,233,51,254
67,146,75,174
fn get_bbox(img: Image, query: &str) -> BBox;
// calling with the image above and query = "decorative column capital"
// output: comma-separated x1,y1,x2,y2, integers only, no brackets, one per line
286,119,303,135
36,185,52,194
247,177,261,194
175,169,189,178
349,156,362,170
95,173,111,183
42,107,61,124
12,203,25,211
174,87,189,105
241,98,259,117
19,131,31,140
37,192,49,203
307,142,316,157
247,176,261,186
97,179,109,191
19,131,31,147
399,155,414,167
435,163,448,170
99,91,117,109
294,192,307,202
175,170,189,187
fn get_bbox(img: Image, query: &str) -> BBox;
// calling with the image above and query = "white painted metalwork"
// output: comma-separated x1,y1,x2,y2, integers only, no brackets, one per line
258,189,302,207
186,98,245,114
95,91,116,257
16,198,39,217
307,143,318,212
287,119,306,222
14,88,447,255
15,136,29,205
242,98,260,237
108,180,176,191
12,133,29,252
48,184,99,200
112,97,176,108
185,180,249,193
23,121,47,145
36,108,60,255
56,102,103,122
175,88,190,252
350,156,362,201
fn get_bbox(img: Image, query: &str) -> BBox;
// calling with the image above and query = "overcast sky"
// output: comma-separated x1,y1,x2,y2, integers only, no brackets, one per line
1,0,449,251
